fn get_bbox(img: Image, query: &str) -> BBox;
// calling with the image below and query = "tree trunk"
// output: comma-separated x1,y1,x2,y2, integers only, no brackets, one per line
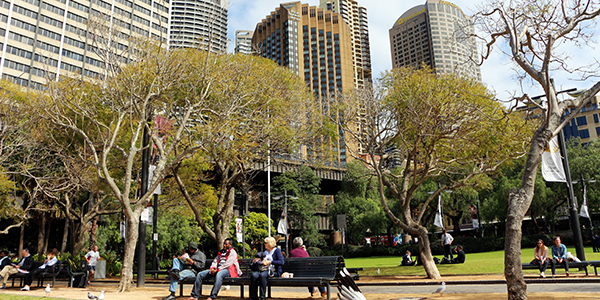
416,226,441,279
43,219,51,253
61,218,69,253
505,190,528,300
450,215,462,236
90,216,98,247
19,224,24,257
116,211,141,293
73,222,91,255
37,213,46,255
505,128,549,300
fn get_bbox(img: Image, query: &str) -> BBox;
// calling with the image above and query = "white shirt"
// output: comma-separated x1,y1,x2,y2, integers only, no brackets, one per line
442,233,454,245
85,250,100,267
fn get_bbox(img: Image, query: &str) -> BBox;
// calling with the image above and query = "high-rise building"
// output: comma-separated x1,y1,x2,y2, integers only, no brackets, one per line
389,0,481,80
235,30,253,54
252,2,354,165
319,0,371,88
169,0,228,52
0,0,170,88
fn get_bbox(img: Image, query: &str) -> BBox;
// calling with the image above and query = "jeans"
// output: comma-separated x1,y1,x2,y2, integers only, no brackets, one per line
551,258,569,275
191,269,230,299
169,258,197,293
250,270,279,300
308,286,326,294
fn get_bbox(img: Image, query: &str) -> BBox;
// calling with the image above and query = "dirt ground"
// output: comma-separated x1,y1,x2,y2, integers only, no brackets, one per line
1,275,599,300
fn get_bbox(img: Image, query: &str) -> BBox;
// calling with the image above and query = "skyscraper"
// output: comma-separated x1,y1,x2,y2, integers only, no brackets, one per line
252,1,354,165
319,0,371,88
0,0,170,88
169,0,228,52
235,30,253,54
389,0,481,80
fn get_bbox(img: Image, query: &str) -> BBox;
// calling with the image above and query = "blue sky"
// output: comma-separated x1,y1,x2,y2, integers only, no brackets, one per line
226,0,599,103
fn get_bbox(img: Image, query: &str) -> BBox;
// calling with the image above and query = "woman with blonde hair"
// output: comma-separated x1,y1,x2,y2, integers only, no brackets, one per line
250,237,284,300
532,239,550,278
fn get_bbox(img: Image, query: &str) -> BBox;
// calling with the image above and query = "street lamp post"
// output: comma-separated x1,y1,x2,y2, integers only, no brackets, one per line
273,190,297,255
575,173,596,242
476,198,484,252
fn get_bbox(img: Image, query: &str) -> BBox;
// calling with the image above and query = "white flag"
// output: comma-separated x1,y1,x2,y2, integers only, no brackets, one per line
434,194,444,228
235,217,243,243
580,184,590,219
277,204,288,235
541,136,566,182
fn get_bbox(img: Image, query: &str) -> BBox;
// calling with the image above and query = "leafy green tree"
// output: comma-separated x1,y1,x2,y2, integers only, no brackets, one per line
474,1,600,297
330,162,389,244
229,212,275,257
272,165,325,247
336,66,531,279
171,53,319,249
568,138,600,215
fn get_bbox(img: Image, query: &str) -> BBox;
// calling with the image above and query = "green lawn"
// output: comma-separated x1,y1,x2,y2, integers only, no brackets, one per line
344,246,600,276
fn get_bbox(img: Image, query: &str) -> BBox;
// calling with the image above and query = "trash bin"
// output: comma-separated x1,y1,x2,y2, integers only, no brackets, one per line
94,259,106,279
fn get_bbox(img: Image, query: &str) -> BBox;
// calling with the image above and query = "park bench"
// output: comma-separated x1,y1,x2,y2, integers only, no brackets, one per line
522,260,590,276
8,260,84,288
587,261,600,275
179,256,346,300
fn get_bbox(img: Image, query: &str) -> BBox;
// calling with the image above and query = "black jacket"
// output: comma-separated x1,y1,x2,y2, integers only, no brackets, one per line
19,255,36,271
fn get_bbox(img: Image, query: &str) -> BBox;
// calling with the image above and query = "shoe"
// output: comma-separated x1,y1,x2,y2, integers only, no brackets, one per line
566,272,569,277
0,284,6,289
163,295,176,300
311,290,317,296
321,291,327,297
168,269,180,280
87,281,91,285
541,272,546,278
21,286,30,291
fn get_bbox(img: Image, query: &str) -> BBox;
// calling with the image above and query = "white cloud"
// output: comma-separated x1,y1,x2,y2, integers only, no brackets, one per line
227,0,599,102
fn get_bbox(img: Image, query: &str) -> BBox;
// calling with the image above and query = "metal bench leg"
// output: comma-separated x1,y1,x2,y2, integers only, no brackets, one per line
180,282,184,297
240,284,244,298
327,283,331,300
268,285,271,298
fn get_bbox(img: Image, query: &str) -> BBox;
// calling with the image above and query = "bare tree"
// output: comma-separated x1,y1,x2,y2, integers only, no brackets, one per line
337,67,530,279
473,1,600,298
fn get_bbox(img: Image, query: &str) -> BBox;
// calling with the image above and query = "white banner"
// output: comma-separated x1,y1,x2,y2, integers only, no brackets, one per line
434,194,444,228
580,184,590,219
277,204,288,235
148,165,162,195
235,217,243,243
141,207,153,224
541,136,566,182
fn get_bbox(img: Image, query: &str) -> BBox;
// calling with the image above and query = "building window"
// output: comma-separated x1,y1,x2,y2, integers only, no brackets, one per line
579,129,590,139
594,114,599,123
577,116,588,126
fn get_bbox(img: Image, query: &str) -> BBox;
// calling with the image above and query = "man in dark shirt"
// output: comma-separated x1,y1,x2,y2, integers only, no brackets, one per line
163,242,206,300
0,251,10,270
401,250,417,266
452,245,466,264
0,248,35,289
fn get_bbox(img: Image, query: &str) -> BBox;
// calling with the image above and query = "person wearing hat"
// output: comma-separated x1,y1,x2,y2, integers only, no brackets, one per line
163,241,206,300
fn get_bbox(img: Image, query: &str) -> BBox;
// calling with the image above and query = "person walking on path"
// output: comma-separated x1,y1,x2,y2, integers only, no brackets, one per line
0,248,35,289
441,230,454,261
188,238,242,300
162,242,206,300
289,237,326,297
85,245,100,286
551,236,569,277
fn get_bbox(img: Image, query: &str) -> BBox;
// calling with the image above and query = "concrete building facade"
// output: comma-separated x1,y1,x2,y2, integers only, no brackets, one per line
169,0,227,52
0,0,170,88
389,0,481,80
234,29,253,54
